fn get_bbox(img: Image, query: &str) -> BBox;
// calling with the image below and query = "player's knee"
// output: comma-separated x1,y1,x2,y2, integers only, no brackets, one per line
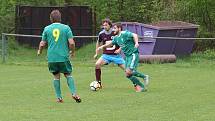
64,73,70,78
54,77,60,80
95,62,101,69
53,72,60,79
125,71,132,78
126,74,132,78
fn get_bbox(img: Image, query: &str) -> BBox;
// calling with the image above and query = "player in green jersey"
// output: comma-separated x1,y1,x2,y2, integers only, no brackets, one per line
98,23,149,92
94,19,125,88
37,10,81,103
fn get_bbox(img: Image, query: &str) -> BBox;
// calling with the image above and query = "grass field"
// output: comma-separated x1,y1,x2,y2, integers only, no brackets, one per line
0,43,215,121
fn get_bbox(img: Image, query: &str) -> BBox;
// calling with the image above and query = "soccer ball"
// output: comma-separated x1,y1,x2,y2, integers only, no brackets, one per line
90,81,101,91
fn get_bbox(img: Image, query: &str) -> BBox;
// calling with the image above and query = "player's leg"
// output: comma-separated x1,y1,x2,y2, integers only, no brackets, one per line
64,73,81,103
111,54,140,87
48,62,63,102
95,54,109,86
125,54,145,92
53,73,63,103
133,70,149,89
130,53,145,78
130,53,149,88
64,73,76,95
110,54,125,71
125,69,145,92
118,64,125,70
61,61,81,103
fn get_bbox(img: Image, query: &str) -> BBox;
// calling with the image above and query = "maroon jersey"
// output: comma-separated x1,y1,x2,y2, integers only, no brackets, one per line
98,29,119,55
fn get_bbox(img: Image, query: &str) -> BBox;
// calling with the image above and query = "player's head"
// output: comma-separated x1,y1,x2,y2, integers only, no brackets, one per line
102,18,112,31
50,10,61,23
113,23,123,35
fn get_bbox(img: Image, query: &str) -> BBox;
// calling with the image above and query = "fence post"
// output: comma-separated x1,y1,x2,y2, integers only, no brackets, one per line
1,33,6,63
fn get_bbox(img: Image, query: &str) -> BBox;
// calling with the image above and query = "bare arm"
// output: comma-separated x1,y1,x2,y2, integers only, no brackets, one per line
94,40,103,59
37,40,47,55
133,33,139,48
97,41,113,51
95,40,100,53
68,38,75,57
114,47,122,54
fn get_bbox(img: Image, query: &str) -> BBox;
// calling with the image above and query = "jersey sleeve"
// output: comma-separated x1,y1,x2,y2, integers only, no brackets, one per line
98,35,102,43
125,30,133,38
41,28,47,42
66,25,74,40
97,32,103,43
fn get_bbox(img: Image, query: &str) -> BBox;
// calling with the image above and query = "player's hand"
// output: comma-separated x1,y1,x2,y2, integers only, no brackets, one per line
135,43,139,48
114,49,121,54
37,50,41,56
70,51,75,57
97,46,103,51
94,54,98,59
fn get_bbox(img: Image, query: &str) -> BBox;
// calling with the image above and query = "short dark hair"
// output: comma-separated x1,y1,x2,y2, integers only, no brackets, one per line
50,10,61,23
114,23,123,30
102,18,112,27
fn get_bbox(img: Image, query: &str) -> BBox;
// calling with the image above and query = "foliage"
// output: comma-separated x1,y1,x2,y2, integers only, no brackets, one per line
79,0,215,50
0,0,64,34
0,0,215,50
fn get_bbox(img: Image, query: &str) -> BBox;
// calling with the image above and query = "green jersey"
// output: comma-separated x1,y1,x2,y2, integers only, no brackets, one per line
42,23,74,62
112,30,138,56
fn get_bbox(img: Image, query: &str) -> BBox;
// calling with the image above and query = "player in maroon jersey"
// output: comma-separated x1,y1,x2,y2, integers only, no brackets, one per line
94,19,125,88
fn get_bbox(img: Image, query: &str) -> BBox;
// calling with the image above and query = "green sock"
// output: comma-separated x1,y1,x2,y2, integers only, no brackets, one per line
127,76,144,88
53,79,62,98
66,76,76,95
132,71,145,79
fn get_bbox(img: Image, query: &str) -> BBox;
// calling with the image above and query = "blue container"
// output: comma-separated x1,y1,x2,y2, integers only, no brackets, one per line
173,28,198,55
120,22,155,55
120,21,199,56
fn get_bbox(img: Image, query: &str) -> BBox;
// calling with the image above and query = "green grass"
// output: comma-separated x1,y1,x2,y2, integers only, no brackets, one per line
0,43,215,121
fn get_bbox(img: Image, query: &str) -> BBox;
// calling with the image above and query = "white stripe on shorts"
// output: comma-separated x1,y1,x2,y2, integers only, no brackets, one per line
130,53,136,69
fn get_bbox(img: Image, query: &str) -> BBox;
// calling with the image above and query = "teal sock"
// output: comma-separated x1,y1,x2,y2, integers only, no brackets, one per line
53,79,62,98
66,76,76,95
127,76,144,88
132,71,145,79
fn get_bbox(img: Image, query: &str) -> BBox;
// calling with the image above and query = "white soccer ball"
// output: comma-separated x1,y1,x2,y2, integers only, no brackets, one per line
90,81,101,91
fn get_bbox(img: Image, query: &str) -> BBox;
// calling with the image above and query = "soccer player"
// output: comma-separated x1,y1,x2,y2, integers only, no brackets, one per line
94,19,125,88
37,10,81,103
97,23,149,92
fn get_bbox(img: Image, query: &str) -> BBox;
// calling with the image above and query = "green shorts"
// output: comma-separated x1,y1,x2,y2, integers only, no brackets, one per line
48,61,72,74
125,53,139,70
